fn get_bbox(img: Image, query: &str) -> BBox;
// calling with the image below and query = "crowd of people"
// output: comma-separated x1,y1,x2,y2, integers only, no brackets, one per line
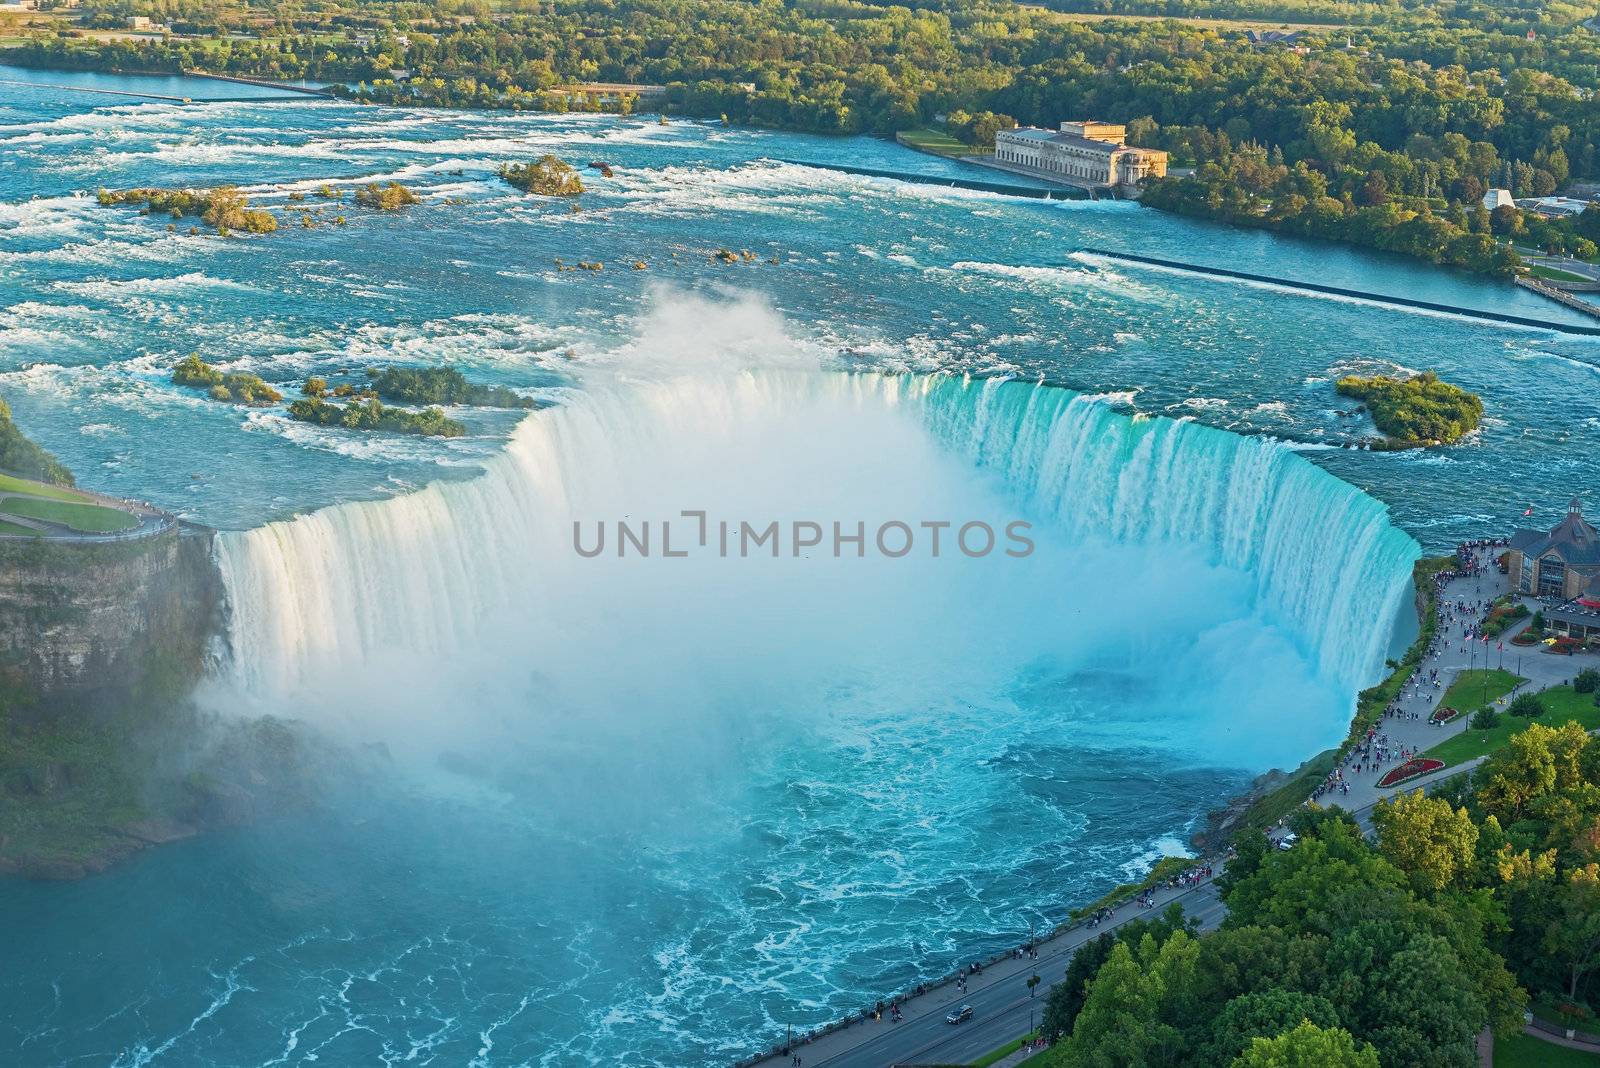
1308,541,1504,807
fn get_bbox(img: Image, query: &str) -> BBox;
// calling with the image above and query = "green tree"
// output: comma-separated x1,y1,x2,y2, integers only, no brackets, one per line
1374,790,1480,894
1231,1020,1379,1068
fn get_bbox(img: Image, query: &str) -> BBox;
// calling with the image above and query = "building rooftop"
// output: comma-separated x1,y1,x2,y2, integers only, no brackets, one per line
997,127,1126,156
1510,497,1600,566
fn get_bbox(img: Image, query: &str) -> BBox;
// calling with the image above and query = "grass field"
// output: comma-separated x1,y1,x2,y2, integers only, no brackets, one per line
1427,685,1600,767
0,471,91,504
0,519,39,537
0,495,139,534
1530,265,1593,283
897,128,988,158
1494,1032,1600,1066
1440,668,1524,716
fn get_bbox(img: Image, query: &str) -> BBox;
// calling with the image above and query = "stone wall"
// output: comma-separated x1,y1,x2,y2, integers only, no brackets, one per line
0,525,221,710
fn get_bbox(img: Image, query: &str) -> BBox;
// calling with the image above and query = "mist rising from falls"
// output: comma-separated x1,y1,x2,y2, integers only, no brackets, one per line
212,343,1417,775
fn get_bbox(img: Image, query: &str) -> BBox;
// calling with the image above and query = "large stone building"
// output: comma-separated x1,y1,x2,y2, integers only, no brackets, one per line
1508,497,1600,599
992,121,1168,195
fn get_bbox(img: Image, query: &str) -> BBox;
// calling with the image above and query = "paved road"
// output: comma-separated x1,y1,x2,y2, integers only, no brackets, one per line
754,882,1226,1068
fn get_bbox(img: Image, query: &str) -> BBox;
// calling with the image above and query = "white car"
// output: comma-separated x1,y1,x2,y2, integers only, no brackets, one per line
1277,833,1299,851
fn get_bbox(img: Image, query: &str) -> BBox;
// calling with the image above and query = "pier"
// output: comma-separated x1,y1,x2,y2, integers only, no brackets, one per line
1513,275,1600,321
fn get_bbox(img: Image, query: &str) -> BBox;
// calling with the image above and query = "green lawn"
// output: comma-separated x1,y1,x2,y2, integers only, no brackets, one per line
1428,685,1600,767
1440,668,1525,716
897,128,988,158
1495,1032,1600,1066
1529,265,1592,283
0,495,138,534
0,471,92,504
0,519,39,537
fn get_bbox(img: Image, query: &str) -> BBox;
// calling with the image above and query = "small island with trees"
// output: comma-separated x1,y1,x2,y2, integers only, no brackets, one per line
97,182,424,236
1335,371,1485,448
288,394,466,437
499,155,584,197
172,354,284,406
99,186,278,236
367,366,538,409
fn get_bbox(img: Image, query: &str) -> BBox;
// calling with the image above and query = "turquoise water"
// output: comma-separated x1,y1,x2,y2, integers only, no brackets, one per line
0,72,1593,1066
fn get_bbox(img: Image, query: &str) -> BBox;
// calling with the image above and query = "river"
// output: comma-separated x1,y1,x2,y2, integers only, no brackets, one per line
0,69,1594,1066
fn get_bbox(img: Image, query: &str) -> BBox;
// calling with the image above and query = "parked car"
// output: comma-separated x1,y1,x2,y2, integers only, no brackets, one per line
946,1005,974,1025
1277,832,1299,851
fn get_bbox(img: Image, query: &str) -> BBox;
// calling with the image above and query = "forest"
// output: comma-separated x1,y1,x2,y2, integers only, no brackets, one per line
12,0,1600,271
1040,718,1600,1066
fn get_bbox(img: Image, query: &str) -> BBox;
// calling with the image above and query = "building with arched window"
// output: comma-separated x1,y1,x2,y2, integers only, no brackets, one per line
1508,497,1600,599
992,121,1168,195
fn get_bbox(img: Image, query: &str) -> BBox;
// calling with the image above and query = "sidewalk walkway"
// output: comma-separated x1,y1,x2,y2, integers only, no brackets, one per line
1327,546,1599,815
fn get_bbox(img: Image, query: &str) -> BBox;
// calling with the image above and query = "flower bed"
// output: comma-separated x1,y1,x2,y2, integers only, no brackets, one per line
1548,637,1584,655
1512,631,1541,646
1378,758,1445,788
1430,706,1462,725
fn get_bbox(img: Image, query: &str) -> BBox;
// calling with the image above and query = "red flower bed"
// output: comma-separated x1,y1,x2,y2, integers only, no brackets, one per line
1378,758,1445,788
1512,631,1541,646
1430,706,1462,725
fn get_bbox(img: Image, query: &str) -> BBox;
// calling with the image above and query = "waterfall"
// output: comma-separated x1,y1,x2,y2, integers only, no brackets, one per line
214,371,1419,717
908,374,1420,687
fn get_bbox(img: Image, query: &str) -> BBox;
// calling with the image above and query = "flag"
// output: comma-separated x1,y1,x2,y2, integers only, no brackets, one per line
1524,504,1534,516
1498,641,1504,651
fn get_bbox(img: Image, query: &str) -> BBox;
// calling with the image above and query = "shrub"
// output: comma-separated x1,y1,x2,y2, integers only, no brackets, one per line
1471,707,1500,730
499,155,584,196
1508,692,1545,718
1575,669,1599,694
354,182,420,210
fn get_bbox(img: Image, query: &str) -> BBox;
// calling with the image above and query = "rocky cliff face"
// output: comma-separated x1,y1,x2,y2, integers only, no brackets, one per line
0,526,221,709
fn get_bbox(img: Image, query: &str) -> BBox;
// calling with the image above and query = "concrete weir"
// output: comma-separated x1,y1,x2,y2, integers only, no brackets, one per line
1075,248,1600,337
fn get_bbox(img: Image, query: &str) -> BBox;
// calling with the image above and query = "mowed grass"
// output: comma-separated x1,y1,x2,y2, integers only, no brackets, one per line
0,495,138,534
1494,1032,1600,1066
897,128,987,157
1530,265,1593,283
0,471,92,504
0,519,39,537
1427,685,1600,767
1440,668,1524,715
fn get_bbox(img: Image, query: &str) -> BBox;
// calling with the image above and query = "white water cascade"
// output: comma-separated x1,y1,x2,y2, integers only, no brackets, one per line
213,369,1419,765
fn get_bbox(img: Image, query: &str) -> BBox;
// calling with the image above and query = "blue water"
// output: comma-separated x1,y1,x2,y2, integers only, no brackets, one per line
0,71,1591,1066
